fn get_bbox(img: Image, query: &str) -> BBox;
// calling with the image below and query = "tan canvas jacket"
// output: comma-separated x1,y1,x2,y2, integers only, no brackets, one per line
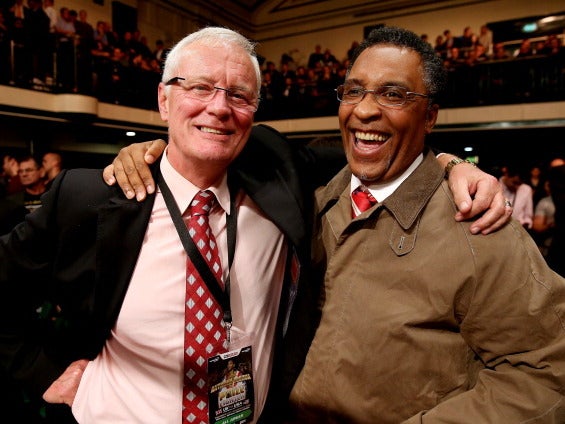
290,149,565,423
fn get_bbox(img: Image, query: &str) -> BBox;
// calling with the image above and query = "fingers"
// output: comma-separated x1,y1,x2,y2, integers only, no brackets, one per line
448,162,512,234
467,192,512,235
452,173,512,234
144,139,167,165
449,173,474,216
110,140,164,201
448,162,491,218
43,359,89,406
102,164,116,186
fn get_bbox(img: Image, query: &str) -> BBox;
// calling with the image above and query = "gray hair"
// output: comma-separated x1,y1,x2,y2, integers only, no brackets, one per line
162,27,261,95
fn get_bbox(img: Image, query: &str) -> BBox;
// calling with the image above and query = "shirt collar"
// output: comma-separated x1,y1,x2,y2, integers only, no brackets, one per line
350,153,424,202
159,147,230,215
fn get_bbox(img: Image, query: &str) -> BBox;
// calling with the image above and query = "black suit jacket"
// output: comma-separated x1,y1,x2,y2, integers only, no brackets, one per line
0,124,345,421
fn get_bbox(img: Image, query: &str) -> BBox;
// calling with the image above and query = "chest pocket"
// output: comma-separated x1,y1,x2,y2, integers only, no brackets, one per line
388,215,421,256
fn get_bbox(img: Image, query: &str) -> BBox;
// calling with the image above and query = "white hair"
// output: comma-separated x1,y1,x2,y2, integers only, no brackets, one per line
162,27,261,94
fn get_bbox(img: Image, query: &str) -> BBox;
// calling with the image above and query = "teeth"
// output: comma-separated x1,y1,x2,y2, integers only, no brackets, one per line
201,126,227,135
355,131,387,142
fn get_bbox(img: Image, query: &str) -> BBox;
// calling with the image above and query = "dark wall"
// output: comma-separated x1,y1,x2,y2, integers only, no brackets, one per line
428,126,565,174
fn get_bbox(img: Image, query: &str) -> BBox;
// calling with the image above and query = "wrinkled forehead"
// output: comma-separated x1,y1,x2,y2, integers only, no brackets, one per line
176,41,259,87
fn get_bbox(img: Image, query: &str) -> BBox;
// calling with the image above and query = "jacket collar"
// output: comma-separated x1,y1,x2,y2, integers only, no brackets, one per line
317,148,444,230
229,126,306,248
93,173,157,331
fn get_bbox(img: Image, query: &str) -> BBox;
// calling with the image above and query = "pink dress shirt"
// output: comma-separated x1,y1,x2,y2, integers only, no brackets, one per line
72,152,286,423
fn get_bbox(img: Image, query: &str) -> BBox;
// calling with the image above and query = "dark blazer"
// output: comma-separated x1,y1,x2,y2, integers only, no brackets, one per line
0,190,28,234
0,124,345,422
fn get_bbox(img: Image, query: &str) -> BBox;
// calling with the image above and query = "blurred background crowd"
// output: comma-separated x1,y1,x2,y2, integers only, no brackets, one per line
0,1,564,119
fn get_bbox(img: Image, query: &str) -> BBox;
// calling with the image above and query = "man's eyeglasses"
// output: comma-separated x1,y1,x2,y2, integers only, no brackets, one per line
165,77,260,112
335,84,428,107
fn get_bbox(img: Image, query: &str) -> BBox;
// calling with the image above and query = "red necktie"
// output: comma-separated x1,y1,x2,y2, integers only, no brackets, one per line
182,190,226,424
351,186,377,217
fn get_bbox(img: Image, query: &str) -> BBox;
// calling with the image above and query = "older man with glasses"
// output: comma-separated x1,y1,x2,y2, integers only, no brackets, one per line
0,27,311,424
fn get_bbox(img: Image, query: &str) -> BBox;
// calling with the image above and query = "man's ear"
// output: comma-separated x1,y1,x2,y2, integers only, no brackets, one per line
425,104,439,134
158,83,169,121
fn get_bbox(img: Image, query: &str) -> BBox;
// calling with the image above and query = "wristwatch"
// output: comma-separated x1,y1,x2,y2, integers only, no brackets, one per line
444,157,476,177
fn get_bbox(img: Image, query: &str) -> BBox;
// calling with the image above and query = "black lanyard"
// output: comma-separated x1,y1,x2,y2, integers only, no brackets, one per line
157,168,238,333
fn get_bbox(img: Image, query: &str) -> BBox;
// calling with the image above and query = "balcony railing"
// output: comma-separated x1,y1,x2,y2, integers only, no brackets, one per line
1,38,564,121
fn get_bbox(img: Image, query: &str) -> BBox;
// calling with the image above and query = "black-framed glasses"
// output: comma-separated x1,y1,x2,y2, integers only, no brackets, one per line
165,77,260,112
335,84,428,107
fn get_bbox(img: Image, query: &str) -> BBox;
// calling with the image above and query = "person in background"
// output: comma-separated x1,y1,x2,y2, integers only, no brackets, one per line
1,153,22,197
283,25,565,423
492,42,510,60
477,24,493,56
526,158,565,261
42,151,63,189
499,163,534,228
43,0,58,33
26,0,50,87
515,38,533,57
0,155,45,233
527,163,546,207
532,179,555,257
153,39,168,69
307,44,324,69
546,164,565,276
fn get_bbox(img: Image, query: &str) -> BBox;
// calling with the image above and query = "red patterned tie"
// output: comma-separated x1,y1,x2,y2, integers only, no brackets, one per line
351,186,377,217
183,190,226,424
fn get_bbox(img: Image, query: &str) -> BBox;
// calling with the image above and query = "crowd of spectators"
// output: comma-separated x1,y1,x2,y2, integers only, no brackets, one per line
0,150,62,234
259,25,564,118
0,2,564,117
0,0,165,108
492,157,565,276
